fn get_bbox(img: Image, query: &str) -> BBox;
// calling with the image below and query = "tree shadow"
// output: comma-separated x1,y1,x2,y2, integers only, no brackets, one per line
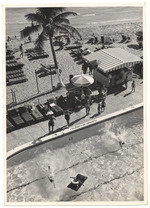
127,44,140,50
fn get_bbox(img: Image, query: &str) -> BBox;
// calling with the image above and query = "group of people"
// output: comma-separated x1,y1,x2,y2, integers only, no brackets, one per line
97,85,107,114
58,34,71,50
88,33,98,44
48,110,71,134
82,62,93,75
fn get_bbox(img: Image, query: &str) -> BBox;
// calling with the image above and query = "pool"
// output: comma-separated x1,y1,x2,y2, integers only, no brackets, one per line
7,108,144,203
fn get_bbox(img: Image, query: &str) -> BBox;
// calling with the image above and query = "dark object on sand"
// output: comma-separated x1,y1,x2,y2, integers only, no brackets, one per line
67,174,88,191
64,44,82,50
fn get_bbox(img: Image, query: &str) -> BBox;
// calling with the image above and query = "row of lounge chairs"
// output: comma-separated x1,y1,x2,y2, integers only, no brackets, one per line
25,48,49,60
36,64,56,78
7,101,64,133
6,51,28,86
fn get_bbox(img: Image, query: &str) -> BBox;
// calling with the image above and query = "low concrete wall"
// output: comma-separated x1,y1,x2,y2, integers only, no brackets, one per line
7,102,143,160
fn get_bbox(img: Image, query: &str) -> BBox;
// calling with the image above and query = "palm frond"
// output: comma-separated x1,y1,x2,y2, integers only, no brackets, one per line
25,13,43,24
55,24,82,40
54,17,70,25
35,31,47,49
54,12,77,21
20,24,41,39
37,8,65,18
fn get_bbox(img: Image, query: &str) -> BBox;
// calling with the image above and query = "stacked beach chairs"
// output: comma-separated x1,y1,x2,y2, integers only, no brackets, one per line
25,48,49,60
6,50,27,86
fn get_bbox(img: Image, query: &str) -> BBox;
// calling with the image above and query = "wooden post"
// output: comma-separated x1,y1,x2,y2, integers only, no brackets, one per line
11,89,14,103
35,70,40,94
13,90,17,104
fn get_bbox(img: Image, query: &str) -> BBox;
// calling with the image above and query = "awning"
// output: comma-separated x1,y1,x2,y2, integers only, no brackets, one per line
83,48,142,73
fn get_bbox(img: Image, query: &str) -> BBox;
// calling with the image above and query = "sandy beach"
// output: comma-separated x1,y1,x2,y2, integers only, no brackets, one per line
6,21,143,107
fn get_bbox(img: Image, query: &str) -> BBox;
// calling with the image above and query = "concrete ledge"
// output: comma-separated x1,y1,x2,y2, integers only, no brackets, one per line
7,103,143,160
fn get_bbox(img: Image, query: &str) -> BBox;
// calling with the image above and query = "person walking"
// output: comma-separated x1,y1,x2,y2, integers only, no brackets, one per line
89,64,93,75
124,77,128,89
85,99,90,115
19,43,24,58
101,100,106,112
131,80,135,92
47,166,55,188
97,102,101,114
48,115,56,134
64,111,71,127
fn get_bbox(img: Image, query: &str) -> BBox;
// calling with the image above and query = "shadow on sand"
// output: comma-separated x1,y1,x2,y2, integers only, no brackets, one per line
123,91,133,97
127,44,140,50
107,85,126,96
70,115,87,126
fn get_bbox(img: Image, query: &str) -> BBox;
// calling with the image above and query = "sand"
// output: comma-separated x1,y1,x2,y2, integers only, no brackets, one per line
6,22,143,107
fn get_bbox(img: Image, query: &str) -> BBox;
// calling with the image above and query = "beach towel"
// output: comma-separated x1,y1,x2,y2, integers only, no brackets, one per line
67,174,88,191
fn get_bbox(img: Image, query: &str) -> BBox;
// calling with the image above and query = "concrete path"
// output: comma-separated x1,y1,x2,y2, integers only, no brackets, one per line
7,76,143,152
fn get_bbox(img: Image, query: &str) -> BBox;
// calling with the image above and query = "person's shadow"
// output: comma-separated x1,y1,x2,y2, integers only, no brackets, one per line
90,113,100,118
123,91,132,97
70,115,87,126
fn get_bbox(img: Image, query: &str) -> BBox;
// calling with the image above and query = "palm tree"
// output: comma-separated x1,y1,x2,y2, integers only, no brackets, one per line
20,7,82,87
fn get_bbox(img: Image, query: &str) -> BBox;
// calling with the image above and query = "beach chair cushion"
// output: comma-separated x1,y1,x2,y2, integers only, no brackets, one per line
19,107,35,123
67,174,88,191
9,114,25,127
48,103,63,116
30,108,44,121
7,118,15,132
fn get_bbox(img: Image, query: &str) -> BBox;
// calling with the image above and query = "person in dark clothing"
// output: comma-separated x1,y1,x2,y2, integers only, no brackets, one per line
48,115,56,133
131,80,135,92
19,43,24,58
124,77,128,89
85,99,90,115
82,62,88,74
64,111,71,127
89,64,93,75
101,100,106,112
98,102,101,114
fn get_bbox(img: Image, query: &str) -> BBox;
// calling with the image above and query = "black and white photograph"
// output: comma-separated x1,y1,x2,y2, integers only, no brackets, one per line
2,1,148,205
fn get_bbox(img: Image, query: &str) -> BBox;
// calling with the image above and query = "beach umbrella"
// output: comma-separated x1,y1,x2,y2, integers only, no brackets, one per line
71,74,94,87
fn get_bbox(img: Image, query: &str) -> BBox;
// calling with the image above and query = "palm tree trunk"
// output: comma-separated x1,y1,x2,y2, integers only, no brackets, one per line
48,35,65,87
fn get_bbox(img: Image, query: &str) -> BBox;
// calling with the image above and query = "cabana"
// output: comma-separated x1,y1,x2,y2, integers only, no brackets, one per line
83,48,142,87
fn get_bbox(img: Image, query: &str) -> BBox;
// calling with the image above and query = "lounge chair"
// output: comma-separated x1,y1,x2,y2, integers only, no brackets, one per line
37,104,53,118
6,59,17,64
64,44,82,50
6,69,23,75
8,109,25,128
48,102,63,116
30,106,44,121
67,174,88,191
7,118,15,133
19,107,35,124
6,62,24,69
6,54,15,60
7,72,25,79
7,76,28,85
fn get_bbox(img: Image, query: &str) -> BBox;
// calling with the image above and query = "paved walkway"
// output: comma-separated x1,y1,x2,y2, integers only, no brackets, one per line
7,75,143,152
